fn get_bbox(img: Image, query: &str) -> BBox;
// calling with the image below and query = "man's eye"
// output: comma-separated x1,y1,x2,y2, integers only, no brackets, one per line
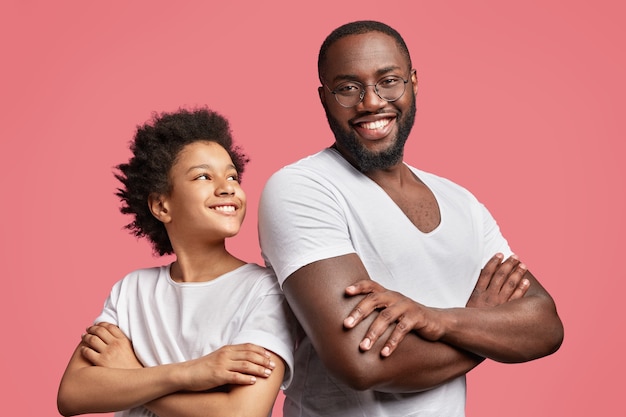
335,84,361,95
379,77,401,87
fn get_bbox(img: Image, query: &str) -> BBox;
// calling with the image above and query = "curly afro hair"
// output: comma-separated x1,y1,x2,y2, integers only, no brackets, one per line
115,107,249,256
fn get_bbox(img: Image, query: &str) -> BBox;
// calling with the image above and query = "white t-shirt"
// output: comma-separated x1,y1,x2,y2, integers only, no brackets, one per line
96,263,296,417
258,148,511,417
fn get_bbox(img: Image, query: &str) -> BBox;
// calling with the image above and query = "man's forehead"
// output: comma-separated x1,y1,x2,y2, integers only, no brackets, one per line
323,32,408,77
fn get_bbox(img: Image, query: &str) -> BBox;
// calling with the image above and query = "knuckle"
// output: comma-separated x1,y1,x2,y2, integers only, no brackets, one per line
395,319,410,333
379,309,394,323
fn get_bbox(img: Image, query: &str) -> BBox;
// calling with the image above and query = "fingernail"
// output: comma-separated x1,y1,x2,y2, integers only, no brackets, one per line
361,338,371,349
344,317,355,327
381,346,390,356
269,360,276,369
265,368,272,376
346,285,355,292
250,376,257,384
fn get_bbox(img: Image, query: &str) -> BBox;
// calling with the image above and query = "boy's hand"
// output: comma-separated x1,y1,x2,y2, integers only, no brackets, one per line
81,322,142,369
179,343,277,391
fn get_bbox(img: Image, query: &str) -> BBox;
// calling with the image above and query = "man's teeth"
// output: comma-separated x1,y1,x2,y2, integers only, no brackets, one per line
360,119,390,130
213,206,235,212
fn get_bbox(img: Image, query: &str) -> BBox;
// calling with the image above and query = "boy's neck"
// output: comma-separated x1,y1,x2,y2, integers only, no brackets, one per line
169,246,246,283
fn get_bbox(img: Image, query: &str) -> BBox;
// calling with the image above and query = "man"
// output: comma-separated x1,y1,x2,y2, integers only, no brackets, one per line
258,20,563,417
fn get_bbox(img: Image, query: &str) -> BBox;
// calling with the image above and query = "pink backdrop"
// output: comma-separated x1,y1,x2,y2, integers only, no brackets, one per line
2,1,624,416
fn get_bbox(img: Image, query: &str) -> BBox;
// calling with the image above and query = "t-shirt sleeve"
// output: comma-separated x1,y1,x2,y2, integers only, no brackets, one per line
94,279,122,326
258,167,356,286
478,201,513,265
231,274,298,390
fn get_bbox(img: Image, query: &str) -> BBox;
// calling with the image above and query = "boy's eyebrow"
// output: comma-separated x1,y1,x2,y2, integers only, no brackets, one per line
186,163,237,173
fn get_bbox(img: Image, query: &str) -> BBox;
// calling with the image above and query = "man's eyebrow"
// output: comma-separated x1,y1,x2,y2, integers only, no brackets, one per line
331,66,405,83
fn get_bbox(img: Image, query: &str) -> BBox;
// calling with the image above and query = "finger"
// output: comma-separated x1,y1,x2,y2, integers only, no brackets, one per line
509,278,530,301
96,322,126,339
80,345,100,364
487,255,520,293
475,253,504,292
344,291,387,329
81,332,107,352
232,360,275,378
379,317,412,357
231,344,275,369
86,324,115,344
225,371,259,386
345,279,381,296
357,301,406,351
498,262,528,300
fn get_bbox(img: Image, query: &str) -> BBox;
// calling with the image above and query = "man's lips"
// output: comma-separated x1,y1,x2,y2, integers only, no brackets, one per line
352,115,396,140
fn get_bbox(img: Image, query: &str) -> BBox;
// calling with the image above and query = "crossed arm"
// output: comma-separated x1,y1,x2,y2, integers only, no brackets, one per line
283,253,563,393
57,323,285,417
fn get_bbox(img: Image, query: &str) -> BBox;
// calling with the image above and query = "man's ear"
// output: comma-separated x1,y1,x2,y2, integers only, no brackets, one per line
411,69,418,96
148,193,171,223
318,85,326,106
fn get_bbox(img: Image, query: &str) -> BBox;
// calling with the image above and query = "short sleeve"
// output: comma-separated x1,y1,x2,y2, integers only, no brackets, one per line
258,167,355,286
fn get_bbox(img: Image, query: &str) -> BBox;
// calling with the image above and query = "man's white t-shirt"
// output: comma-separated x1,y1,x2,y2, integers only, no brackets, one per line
259,148,511,417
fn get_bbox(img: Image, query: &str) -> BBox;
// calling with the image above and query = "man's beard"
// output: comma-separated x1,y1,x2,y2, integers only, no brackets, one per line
325,97,416,172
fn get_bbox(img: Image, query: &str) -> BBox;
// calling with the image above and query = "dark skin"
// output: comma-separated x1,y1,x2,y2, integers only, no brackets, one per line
282,32,563,392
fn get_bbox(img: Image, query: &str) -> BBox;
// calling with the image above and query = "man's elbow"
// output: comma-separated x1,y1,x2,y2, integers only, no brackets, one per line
533,299,564,360
322,353,384,391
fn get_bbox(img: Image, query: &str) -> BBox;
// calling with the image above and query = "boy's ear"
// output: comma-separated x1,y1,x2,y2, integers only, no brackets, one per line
148,193,171,223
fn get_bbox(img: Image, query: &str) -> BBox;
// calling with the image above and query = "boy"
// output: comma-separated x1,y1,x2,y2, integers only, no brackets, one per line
58,107,295,417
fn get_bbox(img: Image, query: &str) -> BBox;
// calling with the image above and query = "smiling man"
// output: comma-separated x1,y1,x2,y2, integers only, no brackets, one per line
258,20,563,417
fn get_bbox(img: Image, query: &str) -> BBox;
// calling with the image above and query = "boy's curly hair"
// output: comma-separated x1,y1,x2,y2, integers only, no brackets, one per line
115,107,249,256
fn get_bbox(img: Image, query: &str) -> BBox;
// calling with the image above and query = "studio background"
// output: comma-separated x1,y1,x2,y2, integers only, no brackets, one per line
1,1,624,416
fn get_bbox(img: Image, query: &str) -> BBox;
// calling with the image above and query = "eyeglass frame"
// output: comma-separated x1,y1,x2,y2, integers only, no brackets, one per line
322,70,415,108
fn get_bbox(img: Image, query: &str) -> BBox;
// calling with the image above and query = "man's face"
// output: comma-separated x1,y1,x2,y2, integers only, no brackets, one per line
319,32,418,172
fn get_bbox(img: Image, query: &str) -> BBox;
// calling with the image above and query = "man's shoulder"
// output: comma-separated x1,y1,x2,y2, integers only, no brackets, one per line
277,148,341,172
265,148,350,187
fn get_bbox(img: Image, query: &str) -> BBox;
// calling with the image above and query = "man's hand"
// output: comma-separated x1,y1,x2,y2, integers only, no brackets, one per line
466,253,529,308
343,254,531,357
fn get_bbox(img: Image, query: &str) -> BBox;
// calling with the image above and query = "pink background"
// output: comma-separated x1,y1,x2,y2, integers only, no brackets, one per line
2,1,624,416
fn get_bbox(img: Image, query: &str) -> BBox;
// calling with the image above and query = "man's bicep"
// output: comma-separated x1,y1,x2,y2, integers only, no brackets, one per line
283,253,372,378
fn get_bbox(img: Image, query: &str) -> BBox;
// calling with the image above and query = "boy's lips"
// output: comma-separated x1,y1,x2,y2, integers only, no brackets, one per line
209,203,240,213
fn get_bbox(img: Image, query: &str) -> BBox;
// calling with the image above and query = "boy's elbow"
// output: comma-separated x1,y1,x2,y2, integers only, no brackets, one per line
57,386,80,417
57,399,75,417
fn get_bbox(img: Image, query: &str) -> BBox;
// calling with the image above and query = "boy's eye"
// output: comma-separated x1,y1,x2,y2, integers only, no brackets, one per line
228,174,240,182
196,174,210,180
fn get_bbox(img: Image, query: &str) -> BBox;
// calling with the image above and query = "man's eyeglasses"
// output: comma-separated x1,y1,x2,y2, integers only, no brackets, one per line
324,73,412,108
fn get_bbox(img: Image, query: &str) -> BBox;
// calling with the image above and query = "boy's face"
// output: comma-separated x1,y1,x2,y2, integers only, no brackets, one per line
162,141,246,244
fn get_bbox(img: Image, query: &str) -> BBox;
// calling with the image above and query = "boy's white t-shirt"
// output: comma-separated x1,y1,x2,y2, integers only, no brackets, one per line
96,263,296,417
